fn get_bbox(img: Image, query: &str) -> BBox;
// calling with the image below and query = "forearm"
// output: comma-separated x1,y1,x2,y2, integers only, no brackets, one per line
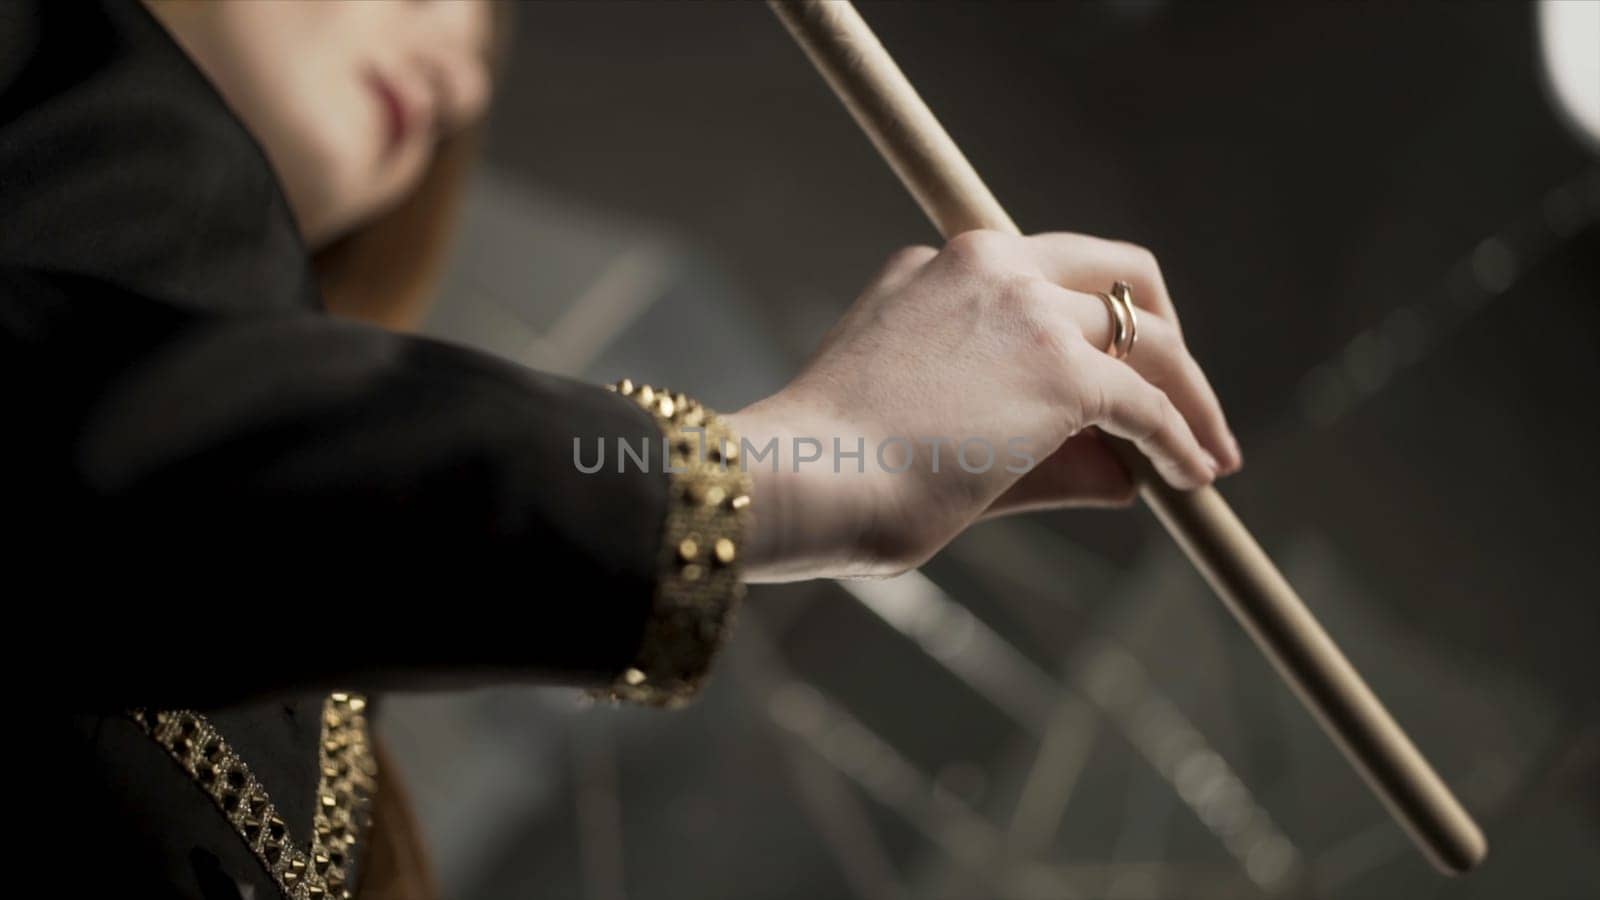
7,269,679,709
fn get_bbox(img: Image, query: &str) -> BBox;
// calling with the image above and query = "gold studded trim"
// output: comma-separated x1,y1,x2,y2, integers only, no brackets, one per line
130,693,377,900
592,379,753,708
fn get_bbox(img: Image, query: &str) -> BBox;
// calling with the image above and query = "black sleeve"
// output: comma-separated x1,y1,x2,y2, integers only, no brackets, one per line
0,0,685,710
0,0,319,315
4,266,672,711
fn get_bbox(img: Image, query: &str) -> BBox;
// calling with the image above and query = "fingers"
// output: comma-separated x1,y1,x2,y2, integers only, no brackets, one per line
1073,345,1218,491
1017,231,1239,471
919,230,1238,491
1030,282,1241,473
1021,232,1183,336
1115,312,1241,472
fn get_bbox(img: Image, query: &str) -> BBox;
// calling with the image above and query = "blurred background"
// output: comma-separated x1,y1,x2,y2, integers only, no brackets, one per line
378,2,1599,898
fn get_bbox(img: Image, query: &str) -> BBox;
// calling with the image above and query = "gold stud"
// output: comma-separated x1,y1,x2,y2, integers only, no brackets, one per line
623,668,647,686
637,385,654,407
730,494,751,511
330,692,349,703
703,486,726,507
617,378,634,396
678,538,699,561
714,539,736,565
658,395,675,418
682,564,703,581
348,697,366,713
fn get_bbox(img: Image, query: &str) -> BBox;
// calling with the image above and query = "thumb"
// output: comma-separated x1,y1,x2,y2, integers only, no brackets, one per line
980,429,1136,518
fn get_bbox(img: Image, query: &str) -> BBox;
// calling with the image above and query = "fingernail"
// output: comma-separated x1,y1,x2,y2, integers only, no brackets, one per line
1202,450,1220,476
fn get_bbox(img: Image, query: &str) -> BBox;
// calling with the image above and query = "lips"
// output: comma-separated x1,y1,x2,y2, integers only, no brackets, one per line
366,70,412,155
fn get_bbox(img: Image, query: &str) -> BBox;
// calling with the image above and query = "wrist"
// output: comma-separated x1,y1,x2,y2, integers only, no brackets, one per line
724,397,886,582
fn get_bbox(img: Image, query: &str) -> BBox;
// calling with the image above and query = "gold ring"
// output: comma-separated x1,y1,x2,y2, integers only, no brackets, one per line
1110,280,1138,360
1097,288,1129,359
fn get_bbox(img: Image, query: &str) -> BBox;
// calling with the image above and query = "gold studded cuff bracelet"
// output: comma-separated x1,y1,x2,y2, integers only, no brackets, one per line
591,379,753,709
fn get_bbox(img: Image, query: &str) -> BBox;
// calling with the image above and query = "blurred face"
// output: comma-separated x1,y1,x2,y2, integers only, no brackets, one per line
149,0,494,247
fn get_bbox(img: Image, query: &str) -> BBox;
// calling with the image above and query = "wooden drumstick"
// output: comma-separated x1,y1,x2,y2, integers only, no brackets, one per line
769,0,1486,875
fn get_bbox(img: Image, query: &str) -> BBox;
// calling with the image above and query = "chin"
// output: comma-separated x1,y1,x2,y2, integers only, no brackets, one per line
284,151,392,248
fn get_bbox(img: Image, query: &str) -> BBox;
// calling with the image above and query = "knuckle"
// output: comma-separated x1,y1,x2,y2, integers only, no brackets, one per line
1052,319,1086,364
1036,229,1091,246
1021,301,1080,368
1101,238,1162,284
943,229,1011,270
1001,275,1058,319
887,244,937,271
1177,345,1206,384
1117,239,1159,271
1032,328,1073,377
1143,392,1178,444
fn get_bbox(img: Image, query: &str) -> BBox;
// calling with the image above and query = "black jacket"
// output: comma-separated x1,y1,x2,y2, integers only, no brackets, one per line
3,2,701,897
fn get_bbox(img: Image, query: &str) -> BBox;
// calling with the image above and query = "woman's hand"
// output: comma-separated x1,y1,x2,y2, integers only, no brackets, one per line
725,230,1241,582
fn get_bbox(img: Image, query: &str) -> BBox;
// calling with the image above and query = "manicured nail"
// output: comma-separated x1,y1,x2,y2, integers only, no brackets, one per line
1202,450,1219,476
